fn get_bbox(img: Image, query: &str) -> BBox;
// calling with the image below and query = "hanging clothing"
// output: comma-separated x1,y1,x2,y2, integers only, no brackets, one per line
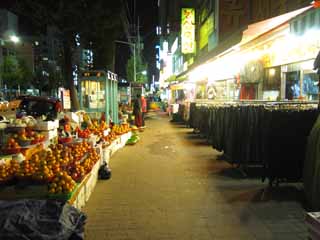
189,102,318,185
304,115,320,210
141,96,147,113
141,96,147,127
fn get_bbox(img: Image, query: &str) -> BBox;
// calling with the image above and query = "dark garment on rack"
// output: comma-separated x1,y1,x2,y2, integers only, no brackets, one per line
189,102,318,184
304,115,320,210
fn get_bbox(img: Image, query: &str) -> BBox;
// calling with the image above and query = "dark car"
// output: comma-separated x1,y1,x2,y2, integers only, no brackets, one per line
16,96,62,120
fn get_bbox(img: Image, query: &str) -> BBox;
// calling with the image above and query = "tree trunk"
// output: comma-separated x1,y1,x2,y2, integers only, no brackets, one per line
63,38,80,111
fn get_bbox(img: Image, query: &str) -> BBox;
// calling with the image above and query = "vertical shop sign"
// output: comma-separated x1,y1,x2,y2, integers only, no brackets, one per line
61,88,71,110
181,8,195,54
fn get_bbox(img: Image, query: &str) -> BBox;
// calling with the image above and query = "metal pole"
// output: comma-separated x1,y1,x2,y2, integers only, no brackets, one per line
133,43,136,82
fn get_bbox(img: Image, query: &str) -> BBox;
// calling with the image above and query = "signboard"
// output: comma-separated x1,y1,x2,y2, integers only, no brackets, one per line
60,88,71,110
181,8,195,54
200,13,214,50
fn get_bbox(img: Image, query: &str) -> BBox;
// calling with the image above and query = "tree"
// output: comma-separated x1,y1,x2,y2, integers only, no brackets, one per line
14,0,123,110
126,54,148,84
0,56,20,89
0,56,33,90
17,57,34,89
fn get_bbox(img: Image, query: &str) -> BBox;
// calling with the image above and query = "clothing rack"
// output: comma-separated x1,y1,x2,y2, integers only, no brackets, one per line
188,102,318,185
195,99,318,106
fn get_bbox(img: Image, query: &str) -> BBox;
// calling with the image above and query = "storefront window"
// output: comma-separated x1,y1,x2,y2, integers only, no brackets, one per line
226,79,239,100
264,67,281,91
285,71,300,100
303,72,318,100
212,81,227,100
196,83,207,99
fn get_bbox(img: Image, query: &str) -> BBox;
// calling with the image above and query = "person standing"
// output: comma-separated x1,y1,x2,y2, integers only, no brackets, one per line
141,94,147,127
133,94,142,127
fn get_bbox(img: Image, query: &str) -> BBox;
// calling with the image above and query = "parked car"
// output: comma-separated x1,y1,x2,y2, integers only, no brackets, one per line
16,96,62,120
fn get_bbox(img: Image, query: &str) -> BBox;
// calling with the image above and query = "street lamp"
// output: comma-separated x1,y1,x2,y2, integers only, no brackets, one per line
9,35,20,44
115,40,136,82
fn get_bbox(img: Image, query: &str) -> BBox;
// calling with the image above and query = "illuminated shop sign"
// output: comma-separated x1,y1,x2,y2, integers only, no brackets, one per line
181,8,195,54
200,13,214,50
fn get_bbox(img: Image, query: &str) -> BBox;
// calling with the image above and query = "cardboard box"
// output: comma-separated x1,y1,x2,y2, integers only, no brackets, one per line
41,129,58,141
33,120,59,131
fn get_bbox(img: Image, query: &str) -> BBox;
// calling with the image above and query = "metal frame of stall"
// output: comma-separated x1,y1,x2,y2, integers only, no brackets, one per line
79,70,119,124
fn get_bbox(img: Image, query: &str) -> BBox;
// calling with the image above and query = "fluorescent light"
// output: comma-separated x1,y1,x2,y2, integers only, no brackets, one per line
10,35,20,43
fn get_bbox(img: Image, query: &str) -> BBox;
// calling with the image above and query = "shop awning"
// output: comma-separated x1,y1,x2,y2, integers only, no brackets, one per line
239,6,312,46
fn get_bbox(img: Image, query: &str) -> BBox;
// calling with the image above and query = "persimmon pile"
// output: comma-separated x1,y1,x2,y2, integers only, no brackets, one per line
0,141,100,194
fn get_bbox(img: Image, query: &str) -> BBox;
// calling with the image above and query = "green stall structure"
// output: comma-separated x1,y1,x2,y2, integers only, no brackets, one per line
80,70,119,124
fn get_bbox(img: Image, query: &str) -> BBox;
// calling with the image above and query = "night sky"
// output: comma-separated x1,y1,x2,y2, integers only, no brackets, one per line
116,0,159,81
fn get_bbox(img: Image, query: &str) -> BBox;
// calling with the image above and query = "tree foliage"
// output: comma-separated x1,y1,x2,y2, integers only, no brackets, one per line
33,65,62,96
13,0,123,110
126,54,148,84
0,56,33,89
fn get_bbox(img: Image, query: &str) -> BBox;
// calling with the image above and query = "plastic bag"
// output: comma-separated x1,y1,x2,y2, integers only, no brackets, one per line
126,135,140,145
0,199,86,240
98,162,112,180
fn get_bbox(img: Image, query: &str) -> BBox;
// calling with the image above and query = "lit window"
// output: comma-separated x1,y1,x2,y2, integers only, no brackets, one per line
156,26,162,35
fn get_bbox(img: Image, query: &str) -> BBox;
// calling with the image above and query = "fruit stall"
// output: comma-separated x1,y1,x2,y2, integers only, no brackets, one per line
0,112,133,209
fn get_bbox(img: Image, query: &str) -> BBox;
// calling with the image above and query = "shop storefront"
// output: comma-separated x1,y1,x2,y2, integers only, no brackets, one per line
186,5,319,103
169,82,195,122
186,5,320,191
260,7,320,100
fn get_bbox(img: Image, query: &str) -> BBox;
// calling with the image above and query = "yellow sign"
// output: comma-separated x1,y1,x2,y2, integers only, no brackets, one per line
181,8,195,54
200,14,214,50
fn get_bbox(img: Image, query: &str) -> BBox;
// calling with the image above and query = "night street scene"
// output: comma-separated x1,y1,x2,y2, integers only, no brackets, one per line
0,0,320,239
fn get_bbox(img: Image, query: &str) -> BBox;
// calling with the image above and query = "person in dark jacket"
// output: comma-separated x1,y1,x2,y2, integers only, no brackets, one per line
133,94,142,127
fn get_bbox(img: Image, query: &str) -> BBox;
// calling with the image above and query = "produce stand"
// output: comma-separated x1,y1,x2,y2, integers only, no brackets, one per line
0,112,133,210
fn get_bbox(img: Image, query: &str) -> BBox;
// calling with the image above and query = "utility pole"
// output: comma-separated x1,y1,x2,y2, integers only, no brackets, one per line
133,43,136,82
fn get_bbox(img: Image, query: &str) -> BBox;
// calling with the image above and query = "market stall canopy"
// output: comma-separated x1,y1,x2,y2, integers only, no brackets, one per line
240,6,313,46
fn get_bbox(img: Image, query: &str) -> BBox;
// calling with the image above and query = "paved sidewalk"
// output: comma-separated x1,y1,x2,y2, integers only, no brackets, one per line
83,112,308,240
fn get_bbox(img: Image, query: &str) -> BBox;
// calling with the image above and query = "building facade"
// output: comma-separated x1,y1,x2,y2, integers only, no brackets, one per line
157,0,319,108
